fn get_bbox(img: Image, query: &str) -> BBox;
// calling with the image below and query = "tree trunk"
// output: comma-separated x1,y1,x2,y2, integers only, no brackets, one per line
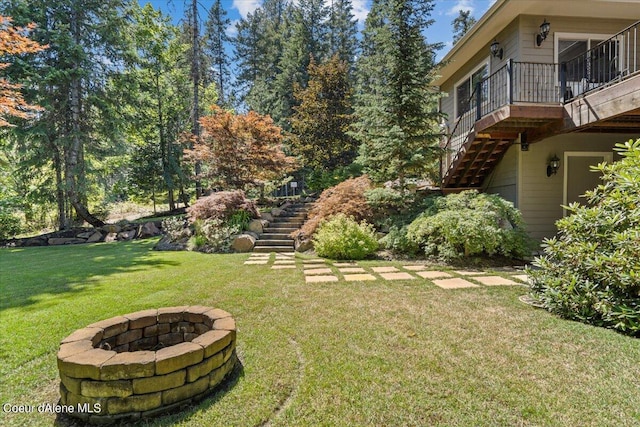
191,0,202,199
52,142,67,230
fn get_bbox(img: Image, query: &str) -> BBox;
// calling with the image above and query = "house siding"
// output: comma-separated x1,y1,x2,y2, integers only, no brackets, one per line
517,133,635,241
483,143,518,205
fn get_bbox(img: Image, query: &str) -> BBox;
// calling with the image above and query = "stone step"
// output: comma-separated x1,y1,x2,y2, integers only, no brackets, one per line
261,233,292,240
271,222,303,228
253,245,293,253
267,227,298,233
255,239,293,246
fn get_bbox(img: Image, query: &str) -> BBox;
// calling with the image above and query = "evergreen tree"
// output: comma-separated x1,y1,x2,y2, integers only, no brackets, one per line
352,0,443,190
290,55,357,171
204,0,231,107
2,0,134,228
328,0,358,67
452,9,476,45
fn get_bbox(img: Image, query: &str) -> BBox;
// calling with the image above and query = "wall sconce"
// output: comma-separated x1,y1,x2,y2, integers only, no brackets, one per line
490,39,503,60
547,155,560,176
536,19,550,46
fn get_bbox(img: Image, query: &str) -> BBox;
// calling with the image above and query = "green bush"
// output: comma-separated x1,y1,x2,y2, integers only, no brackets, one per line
529,139,640,337
365,187,437,230
0,210,22,240
406,190,531,260
191,218,240,253
378,225,419,255
312,214,378,260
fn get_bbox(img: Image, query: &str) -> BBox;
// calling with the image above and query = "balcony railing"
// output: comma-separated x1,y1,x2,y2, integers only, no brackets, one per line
441,61,559,180
562,20,640,102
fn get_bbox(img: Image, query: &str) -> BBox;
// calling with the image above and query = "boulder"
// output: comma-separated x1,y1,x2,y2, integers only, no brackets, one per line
76,231,95,239
48,238,86,246
271,207,283,217
244,231,259,240
85,231,104,243
294,236,313,253
117,229,137,241
231,234,256,252
248,219,268,234
138,222,161,238
24,237,47,247
104,232,118,243
154,236,187,251
102,224,122,234
260,212,274,222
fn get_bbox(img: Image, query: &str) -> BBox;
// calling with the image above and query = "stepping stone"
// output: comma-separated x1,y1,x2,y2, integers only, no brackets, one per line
379,272,416,280
339,267,366,273
305,275,339,283
244,260,268,265
372,266,399,273
333,262,357,267
416,271,452,279
473,276,519,286
454,270,484,276
433,278,479,289
304,268,333,275
512,274,529,283
344,274,377,281
273,260,295,265
271,265,296,269
403,265,428,271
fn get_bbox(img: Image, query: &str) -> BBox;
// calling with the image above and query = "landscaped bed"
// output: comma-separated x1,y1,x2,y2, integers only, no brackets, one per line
1,239,639,426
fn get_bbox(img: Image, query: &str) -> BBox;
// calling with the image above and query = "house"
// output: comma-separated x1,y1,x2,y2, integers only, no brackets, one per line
435,0,640,241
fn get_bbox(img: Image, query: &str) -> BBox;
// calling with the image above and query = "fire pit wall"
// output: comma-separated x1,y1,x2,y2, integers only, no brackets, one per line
57,306,237,424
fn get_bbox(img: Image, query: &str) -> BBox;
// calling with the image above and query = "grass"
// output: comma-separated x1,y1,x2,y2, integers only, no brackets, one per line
1,240,639,426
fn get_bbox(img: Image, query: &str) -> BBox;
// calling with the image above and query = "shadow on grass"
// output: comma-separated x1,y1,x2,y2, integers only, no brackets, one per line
0,239,179,311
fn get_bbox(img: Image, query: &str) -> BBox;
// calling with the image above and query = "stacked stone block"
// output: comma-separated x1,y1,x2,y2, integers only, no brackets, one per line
57,306,237,424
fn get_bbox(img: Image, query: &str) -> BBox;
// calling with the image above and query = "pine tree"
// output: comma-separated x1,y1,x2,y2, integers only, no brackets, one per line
328,0,358,67
452,10,476,45
352,0,443,190
204,0,231,106
290,55,357,171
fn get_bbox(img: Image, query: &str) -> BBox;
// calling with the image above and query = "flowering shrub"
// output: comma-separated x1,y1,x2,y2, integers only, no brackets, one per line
161,216,191,242
186,190,259,224
189,219,240,253
407,190,530,260
295,175,373,239
529,139,640,337
312,214,378,260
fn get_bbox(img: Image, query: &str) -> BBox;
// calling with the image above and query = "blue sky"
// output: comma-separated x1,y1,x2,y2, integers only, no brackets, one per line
145,0,496,60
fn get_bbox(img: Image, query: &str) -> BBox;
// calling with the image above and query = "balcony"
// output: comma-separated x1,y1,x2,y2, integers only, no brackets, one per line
441,20,640,190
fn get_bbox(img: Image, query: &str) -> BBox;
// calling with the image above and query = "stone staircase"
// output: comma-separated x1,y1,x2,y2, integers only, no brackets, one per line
253,202,311,253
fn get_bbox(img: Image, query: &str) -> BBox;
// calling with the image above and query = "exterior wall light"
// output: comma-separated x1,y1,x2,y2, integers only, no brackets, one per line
490,39,503,59
547,155,560,176
536,19,550,46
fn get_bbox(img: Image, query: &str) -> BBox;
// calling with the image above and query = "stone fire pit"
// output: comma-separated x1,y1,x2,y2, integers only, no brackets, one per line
57,306,237,424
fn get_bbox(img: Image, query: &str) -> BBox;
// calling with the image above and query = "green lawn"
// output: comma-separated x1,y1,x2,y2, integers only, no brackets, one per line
1,240,639,426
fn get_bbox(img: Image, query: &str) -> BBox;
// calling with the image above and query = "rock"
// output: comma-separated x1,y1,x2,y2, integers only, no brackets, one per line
86,231,103,243
231,234,255,252
244,231,259,240
102,224,122,234
117,230,137,241
271,208,283,217
153,236,187,251
48,238,86,246
295,237,313,252
260,212,274,222
24,237,47,247
138,222,160,238
303,197,315,203
105,233,118,243
77,231,95,239
248,219,264,234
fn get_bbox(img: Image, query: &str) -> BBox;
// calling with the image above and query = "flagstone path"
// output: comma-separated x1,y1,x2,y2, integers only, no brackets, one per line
244,252,528,289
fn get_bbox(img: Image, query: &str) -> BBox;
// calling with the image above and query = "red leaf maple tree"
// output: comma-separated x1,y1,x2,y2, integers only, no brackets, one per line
185,105,297,190
0,16,47,127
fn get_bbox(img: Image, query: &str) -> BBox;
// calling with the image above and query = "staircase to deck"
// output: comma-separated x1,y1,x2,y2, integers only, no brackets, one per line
253,203,311,253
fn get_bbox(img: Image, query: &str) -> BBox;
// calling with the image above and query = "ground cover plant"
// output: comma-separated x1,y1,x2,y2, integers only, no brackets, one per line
407,190,531,261
529,139,640,337
1,241,639,426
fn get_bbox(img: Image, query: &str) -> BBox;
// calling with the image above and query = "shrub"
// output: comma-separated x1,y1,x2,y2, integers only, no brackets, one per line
0,210,22,240
378,225,419,255
190,218,240,253
161,216,191,242
406,190,531,260
305,163,363,192
529,139,640,337
295,175,373,239
365,186,437,230
312,214,378,260
186,190,259,223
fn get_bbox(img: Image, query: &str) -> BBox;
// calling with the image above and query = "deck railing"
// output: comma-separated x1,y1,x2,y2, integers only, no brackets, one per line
441,61,559,181
562,20,640,101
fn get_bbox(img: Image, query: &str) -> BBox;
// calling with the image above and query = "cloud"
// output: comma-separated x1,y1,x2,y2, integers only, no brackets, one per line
226,19,240,37
232,0,262,19
446,0,474,16
351,0,370,23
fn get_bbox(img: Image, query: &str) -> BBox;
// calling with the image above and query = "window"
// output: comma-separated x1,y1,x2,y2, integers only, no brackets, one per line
455,60,489,118
556,33,619,83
